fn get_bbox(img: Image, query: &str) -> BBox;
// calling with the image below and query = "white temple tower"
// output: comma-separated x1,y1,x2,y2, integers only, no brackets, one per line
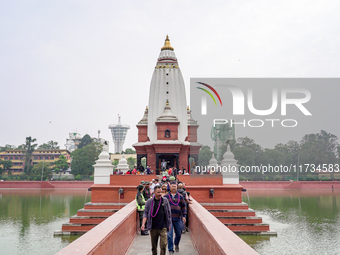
147,35,188,142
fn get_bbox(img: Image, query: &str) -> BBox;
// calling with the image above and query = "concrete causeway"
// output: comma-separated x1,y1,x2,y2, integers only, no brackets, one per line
127,231,197,255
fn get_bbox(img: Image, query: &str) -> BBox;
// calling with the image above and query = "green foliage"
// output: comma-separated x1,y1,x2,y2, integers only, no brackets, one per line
306,174,317,181
233,147,256,167
123,148,136,154
141,158,146,168
0,159,3,175
78,134,93,149
260,149,286,171
2,160,13,171
23,137,38,175
0,144,17,152
54,155,69,171
31,162,52,177
71,143,101,175
38,141,60,150
273,175,282,181
127,157,135,169
75,174,82,181
198,146,212,166
113,159,119,166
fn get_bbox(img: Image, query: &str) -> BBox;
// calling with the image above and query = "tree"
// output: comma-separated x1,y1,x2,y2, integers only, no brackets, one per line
0,144,17,152
71,143,102,175
78,134,93,149
54,155,69,171
141,158,146,168
198,146,213,166
0,159,3,175
31,161,52,178
2,160,13,174
38,141,60,150
299,131,338,177
113,159,119,166
124,148,136,154
260,149,286,169
127,157,136,169
233,147,256,167
23,137,38,176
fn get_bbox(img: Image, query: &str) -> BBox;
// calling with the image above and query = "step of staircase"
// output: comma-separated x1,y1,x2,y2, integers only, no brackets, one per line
77,209,118,217
208,209,256,217
217,216,262,224
69,216,107,225
227,223,270,232
201,202,249,210
56,203,127,235
84,202,128,210
61,223,97,232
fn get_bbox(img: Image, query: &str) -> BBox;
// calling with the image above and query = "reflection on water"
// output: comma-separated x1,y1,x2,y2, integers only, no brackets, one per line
0,189,91,255
240,190,340,255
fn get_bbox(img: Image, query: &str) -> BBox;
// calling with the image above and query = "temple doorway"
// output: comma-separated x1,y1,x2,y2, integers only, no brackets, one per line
156,153,179,170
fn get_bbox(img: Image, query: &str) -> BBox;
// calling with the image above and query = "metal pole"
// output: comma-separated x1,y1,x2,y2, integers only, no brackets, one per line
41,160,44,182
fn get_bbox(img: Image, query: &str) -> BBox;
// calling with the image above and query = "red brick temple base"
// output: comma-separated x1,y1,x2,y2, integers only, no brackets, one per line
61,175,276,236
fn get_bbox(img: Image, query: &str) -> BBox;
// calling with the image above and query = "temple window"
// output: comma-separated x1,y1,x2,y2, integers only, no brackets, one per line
165,129,171,138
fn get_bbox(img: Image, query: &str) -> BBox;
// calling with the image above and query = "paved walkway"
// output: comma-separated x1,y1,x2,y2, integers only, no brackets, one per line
127,231,197,255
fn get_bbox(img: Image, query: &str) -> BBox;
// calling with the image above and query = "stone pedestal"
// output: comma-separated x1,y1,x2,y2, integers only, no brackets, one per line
93,150,114,184
220,145,239,184
116,154,130,173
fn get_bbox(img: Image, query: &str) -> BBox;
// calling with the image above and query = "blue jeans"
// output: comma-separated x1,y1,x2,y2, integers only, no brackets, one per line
167,219,183,252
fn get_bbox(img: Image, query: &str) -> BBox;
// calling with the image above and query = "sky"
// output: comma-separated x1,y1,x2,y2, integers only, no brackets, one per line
1,0,340,153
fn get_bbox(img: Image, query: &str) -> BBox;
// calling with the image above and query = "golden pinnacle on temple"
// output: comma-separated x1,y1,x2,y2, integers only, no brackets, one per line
161,35,174,51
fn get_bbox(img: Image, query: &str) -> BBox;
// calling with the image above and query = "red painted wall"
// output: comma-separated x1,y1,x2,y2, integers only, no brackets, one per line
0,181,93,189
55,201,137,255
0,181,54,189
51,181,93,188
188,198,259,255
240,181,340,189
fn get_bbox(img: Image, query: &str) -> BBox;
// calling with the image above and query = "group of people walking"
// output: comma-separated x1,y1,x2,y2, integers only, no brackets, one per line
136,178,191,255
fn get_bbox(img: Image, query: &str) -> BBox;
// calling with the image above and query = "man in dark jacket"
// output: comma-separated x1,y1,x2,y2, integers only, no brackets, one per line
141,186,172,255
163,182,187,254
138,164,145,174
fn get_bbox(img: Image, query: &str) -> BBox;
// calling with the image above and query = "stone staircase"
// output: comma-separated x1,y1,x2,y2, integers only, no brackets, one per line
56,203,127,235
201,202,276,235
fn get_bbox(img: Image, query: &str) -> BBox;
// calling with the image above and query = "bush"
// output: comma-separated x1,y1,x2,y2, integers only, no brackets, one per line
306,174,316,181
239,175,246,181
90,176,94,181
264,176,269,181
274,175,282,181
1,175,9,181
75,174,82,181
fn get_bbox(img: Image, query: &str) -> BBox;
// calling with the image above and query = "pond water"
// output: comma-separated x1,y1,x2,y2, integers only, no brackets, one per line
0,189,91,255
240,190,340,255
1,189,339,255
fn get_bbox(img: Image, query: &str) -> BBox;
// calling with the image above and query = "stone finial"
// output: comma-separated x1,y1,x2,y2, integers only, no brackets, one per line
223,144,235,160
